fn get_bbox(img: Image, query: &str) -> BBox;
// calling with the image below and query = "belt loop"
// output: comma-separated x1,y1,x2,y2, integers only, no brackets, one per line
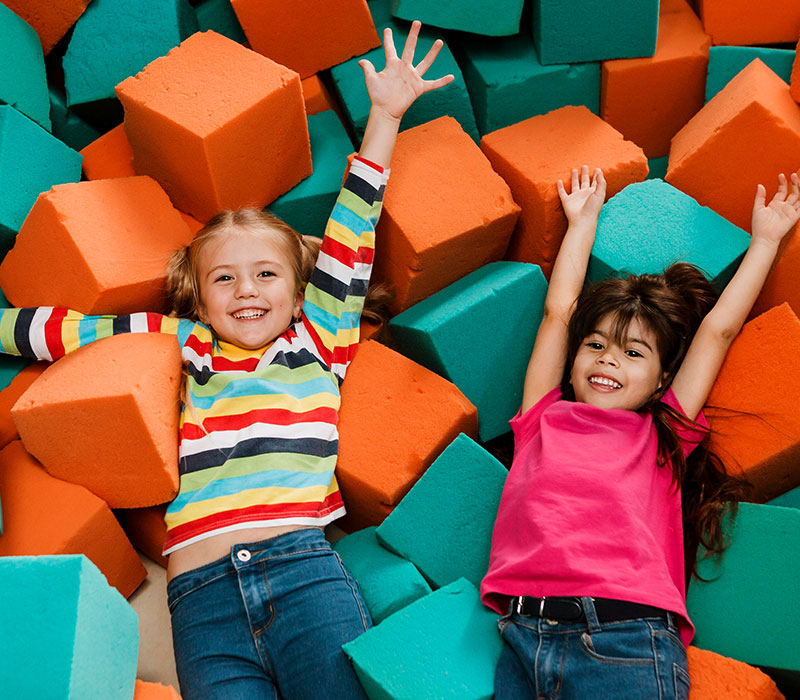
581,597,601,632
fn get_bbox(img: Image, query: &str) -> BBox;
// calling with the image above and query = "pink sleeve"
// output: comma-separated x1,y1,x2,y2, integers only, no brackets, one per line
509,386,562,449
660,386,709,456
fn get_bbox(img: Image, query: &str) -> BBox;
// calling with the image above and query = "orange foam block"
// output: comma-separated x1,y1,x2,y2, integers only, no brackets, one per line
121,503,169,568
697,0,800,46
687,647,784,699
336,341,478,531
2,0,91,54
791,39,800,105
751,223,800,320
302,74,333,116
0,362,47,449
231,0,379,79
667,59,800,232
601,0,710,158
373,116,520,314
116,30,311,223
12,333,182,509
0,177,194,315
481,105,647,278
0,440,146,598
134,680,182,699
705,304,800,501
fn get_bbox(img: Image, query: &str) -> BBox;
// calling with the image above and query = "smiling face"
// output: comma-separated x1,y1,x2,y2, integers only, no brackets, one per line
570,313,666,411
196,227,303,350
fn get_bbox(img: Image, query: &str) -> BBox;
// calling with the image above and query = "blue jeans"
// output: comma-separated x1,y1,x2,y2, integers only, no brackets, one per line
495,597,690,700
167,528,371,700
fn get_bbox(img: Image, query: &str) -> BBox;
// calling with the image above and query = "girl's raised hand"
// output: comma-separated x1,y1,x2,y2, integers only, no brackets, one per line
358,20,455,123
751,173,800,244
556,166,607,225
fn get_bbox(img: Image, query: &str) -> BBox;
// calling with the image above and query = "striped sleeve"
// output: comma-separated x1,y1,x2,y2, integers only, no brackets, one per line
300,156,389,379
0,308,196,361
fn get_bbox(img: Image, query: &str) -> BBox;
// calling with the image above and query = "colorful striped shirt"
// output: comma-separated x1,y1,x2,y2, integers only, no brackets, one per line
0,157,388,554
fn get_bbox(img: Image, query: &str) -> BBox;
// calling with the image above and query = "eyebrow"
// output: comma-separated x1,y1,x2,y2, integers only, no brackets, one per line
591,329,653,352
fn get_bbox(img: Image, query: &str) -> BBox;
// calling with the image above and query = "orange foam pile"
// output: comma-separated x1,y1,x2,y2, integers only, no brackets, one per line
122,503,169,568
336,341,478,531
134,680,182,699
697,0,800,46
373,116,520,314
302,74,333,115
0,177,194,314
705,303,800,501
0,362,47,449
0,440,146,598
116,30,311,223
12,334,182,509
687,646,785,699
667,59,800,232
601,0,710,158
230,0,379,79
2,0,91,54
481,105,647,278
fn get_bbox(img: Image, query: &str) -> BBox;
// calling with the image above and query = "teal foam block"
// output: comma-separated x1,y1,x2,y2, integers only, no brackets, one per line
769,485,800,511
0,555,139,699
330,0,478,142
269,111,354,237
343,578,503,700
0,4,51,130
687,503,800,674
453,31,600,135
705,47,795,103
647,156,669,181
588,179,751,292
390,0,523,36
390,262,547,442
532,0,659,65
196,0,246,43
375,434,507,589
332,526,432,624
0,104,83,254
48,89,103,152
63,0,199,108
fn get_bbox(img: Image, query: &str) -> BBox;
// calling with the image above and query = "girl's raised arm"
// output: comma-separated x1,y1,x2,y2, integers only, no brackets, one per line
672,173,800,418
521,166,606,413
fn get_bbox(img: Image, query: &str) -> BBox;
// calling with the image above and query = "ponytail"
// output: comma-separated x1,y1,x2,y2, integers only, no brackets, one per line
165,246,199,319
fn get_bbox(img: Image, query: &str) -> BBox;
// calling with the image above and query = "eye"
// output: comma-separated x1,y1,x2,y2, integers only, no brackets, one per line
625,349,643,358
214,274,232,282
586,341,603,350
258,270,276,278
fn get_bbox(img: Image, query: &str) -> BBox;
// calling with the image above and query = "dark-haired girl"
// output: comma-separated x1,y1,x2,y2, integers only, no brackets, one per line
481,166,800,699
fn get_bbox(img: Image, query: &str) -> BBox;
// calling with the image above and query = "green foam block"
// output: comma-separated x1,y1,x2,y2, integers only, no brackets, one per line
376,434,507,589
768,485,800,511
0,3,51,130
48,88,103,152
332,526,431,624
588,179,751,292
343,578,503,700
646,156,668,181
390,262,547,442
269,111,354,238
453,31,600,135
390,0,524,37
532,0,659,65
0,555,139,699
687,503,800,674
705,47,795,103
196,0,246,43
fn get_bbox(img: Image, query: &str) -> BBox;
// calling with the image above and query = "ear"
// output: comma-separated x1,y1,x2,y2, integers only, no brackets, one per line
292,290,305,319
197,303,209,326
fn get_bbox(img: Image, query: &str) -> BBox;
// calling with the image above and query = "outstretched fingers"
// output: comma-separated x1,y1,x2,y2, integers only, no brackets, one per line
382,27,398,62
771,173,789,204
753,183,767,210
593,168,606,199
401,20,421,62
787,173,800,208
415,38,443,76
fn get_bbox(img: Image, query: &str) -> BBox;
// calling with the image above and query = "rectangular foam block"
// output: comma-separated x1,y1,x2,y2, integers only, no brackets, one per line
768,485,800,511
0,555,139,699
390,0,524,36
389,262,547,442
0,362,46,448
79,124,136,180
696,0,800,46
121,503,169,568
687,647,785,700
705,47,795,103
647,156,669,180
48,88,103,151
1,0,91,55
332,526,431,624
342,578,503,700
301,75,333,115
375,434,507,590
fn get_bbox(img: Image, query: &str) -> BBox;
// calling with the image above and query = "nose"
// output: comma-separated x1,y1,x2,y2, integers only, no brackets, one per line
234,277,257,298
597,350,619,367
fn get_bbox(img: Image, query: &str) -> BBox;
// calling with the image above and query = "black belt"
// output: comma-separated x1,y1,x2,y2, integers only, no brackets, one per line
512,596,670,624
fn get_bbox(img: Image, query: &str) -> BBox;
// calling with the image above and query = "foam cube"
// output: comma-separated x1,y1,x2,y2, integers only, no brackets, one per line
1,0,91,55
704,304,800,501
48,88,103,152
0,362,47,449
336,341,478,531
390,0,524,36
0,441,147,597
376,434,507,589
0,104,83,253
648,156,669,180
588,179,751,291
79,124,136,180
687,503,800,673
769,485,800,511
342,578,503,700
687,646,785,699
301,75,333,116
12,333,182,509
601,1,710,159
63,0,198,108
0,555,139,699
792,41,800,105
0,177,194,314
121,503,169,568
332,526,431,623
116,30,311,222
666,59,800,232
372,116,520,314
390,262,547,441
532,0,659,65
454,31,601,135
481,105,648,278
134,681,183,699
752,222,800,321
195,0,246,43
0,3,51,130
706,47,795,103
696,0,800,46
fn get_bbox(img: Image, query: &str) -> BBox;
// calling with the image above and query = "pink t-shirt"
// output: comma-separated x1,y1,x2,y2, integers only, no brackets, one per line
480,386,707,647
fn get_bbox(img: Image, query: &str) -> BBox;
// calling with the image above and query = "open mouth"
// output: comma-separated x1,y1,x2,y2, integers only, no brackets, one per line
232,309,266,320
588,375,622,390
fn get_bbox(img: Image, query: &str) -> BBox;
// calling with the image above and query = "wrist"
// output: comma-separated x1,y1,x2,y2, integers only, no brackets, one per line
368,105,403,126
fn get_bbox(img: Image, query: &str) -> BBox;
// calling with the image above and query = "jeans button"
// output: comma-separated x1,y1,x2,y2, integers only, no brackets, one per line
237,549,251,562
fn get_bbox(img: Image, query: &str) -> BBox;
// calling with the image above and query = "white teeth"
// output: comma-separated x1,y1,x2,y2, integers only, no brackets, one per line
233,310,265,319
590,376,622,389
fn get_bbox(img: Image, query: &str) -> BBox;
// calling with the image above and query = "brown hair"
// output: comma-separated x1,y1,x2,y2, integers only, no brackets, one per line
562,262,750,580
